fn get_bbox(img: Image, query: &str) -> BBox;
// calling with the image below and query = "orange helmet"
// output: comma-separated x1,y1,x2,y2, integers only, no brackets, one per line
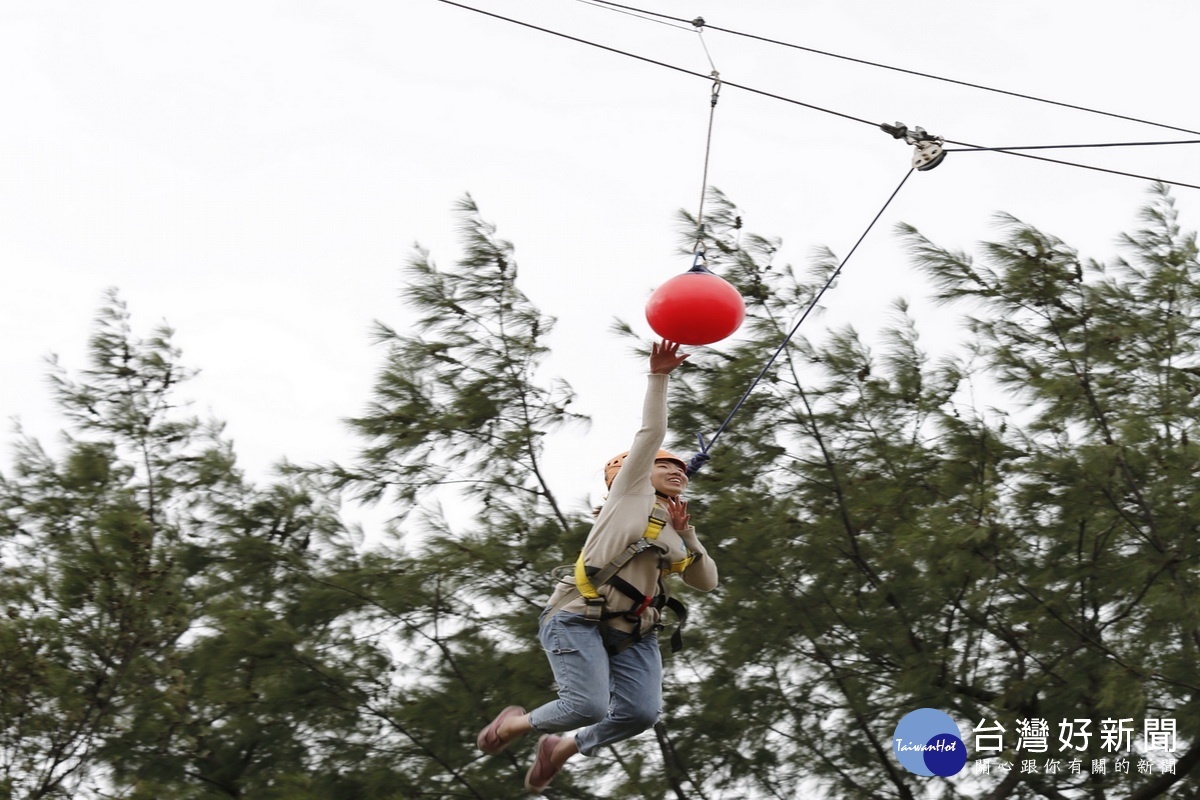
604,449,687,488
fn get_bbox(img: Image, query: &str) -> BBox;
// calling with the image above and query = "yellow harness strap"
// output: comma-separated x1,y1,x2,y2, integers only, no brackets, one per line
574,506,669,600
665,551,697,575
551,504,694,652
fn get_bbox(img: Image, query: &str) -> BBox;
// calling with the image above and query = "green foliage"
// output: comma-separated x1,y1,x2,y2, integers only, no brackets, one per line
654,185,1200,799
332,195,584,520
0,293,401,799
307,196,616,800
5,188,1199,799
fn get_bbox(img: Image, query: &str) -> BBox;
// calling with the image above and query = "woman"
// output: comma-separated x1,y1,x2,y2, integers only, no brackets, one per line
475,339,719,793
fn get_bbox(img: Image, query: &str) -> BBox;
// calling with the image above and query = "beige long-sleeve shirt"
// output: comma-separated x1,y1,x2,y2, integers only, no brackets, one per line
545,373,718,635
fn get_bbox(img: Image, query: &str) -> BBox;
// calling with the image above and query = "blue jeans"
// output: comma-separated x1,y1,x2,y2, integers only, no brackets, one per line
527,611,663,757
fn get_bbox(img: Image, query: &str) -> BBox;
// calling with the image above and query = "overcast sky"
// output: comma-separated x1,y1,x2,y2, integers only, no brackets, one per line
2,0,1197,533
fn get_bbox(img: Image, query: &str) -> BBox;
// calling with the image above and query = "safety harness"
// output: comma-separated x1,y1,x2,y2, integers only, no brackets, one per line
547,505,693,656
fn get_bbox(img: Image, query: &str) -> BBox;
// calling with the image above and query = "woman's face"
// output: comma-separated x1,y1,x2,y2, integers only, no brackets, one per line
650,459,688,497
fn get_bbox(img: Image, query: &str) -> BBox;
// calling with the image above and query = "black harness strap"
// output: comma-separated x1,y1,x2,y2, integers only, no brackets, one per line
602,573,688,655
543,507,691,655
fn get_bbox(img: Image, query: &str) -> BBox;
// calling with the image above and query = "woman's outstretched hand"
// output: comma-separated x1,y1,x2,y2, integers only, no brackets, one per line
649,339,689,375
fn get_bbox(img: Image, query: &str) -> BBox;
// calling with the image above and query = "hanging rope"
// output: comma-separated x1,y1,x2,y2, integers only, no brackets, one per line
685,168,916,477
692,20,721,264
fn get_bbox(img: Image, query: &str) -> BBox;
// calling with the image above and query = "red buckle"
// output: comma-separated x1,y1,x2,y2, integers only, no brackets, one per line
623,596,654,624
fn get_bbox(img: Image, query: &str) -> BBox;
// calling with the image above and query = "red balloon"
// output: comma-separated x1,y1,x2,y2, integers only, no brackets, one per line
645,268,745,345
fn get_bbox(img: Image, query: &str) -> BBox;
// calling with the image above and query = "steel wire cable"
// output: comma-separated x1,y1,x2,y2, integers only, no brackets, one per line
432,0,1200,466
581,0,1200,137
940,137,1200,190
437,0,1200,191
435,0,878,128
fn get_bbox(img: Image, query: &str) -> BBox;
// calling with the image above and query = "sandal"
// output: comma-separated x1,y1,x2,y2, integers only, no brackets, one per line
524,734,564,793
476,705,526,755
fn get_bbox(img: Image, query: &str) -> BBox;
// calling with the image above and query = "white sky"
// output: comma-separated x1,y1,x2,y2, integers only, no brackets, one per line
2,0,1198,531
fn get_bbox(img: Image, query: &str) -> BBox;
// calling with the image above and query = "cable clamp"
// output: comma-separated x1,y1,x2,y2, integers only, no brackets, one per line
880,121,946,171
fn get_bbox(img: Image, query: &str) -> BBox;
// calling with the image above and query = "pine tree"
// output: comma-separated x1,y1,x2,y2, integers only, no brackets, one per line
8,185,1195,800
655,184,1200,799
314,195,618,799
319,186,1199,799
0,293,400,799
0,294,217,798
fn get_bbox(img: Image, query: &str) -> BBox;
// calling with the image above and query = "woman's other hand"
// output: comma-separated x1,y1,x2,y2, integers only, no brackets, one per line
665,496,690,530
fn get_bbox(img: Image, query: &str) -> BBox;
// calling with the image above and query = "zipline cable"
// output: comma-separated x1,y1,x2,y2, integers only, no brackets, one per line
941,136,1200,191
434,0,878,128
944,139,1200,153
439,0,1200,455
431,0,1199,469
685,168,915,476
581,0,1200,138
574,0,694,31
436,0,1200,191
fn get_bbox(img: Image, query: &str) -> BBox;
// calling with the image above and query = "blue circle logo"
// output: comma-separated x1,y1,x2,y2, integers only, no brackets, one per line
893,708,967,777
